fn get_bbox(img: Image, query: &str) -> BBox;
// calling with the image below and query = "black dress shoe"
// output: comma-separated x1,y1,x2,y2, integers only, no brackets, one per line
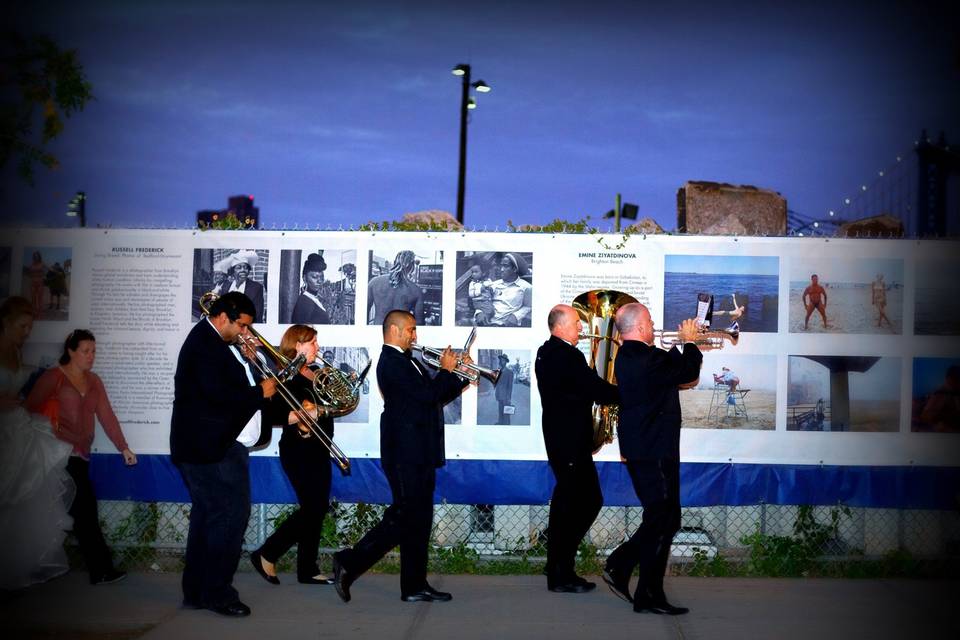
209,601,251,617
548,581,595,593
298,575,334,585
90,569,127,585
601,567,633,604
401,588,453,602
250,550,279,585
650,599,689,615
332,553,353,603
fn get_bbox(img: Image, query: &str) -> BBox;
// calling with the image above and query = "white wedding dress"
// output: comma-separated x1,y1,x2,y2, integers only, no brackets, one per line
0,365,75,590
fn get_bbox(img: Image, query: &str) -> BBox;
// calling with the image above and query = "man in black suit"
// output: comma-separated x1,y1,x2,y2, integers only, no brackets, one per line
332,309,469,603
170,291,277,617
604,302,701,615
535,304,619,593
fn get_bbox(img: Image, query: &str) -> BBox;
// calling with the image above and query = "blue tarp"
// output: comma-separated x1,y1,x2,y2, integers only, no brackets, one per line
90,454,960,509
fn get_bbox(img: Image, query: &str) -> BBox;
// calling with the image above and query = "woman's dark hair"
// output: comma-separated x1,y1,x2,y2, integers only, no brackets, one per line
208,290,256,321
302,252,326,278
59,329,96,365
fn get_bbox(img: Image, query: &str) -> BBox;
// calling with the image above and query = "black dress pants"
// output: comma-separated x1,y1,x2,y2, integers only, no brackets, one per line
337,462,435,595
545,458,603,584
66,456,116,581
260,435,332,579
606,458,681,602
178,441,250,607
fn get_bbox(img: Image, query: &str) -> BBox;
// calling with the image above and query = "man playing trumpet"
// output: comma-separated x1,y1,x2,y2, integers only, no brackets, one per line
332,310,470,603
603,303,701,615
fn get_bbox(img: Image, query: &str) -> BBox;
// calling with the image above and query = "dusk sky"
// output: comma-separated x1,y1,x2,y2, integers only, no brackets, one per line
5,0,958,231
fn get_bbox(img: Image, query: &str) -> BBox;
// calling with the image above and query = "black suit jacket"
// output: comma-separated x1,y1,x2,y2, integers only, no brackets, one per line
239,280,265,323
291,293,331,324
535,336,619,464
377,345,467,468
170,319,267,464
614,340,702,462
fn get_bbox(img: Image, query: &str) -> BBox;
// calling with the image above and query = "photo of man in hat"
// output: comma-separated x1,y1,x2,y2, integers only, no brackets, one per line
191,249,269,322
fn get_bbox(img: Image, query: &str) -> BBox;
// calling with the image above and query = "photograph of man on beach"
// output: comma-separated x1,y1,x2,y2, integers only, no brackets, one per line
789,258,903,334
786,355,901,432
679,353,776,430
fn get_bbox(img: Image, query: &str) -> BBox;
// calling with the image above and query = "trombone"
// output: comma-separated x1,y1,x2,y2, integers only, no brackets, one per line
411,327,501,385
199,292,354,475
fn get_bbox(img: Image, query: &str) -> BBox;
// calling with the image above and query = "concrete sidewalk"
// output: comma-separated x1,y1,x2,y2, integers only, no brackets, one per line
2,572,954,639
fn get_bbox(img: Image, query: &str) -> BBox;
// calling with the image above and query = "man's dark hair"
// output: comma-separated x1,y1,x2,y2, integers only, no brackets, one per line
209,291,256,321
547,306,566,331
947,365,960,380
811,274,818,278
382,309,414,336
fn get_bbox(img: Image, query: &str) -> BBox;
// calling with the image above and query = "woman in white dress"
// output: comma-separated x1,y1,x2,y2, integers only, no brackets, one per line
0,296,74,591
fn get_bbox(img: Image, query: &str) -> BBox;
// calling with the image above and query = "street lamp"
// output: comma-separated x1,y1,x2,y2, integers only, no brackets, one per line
452,63,491,225
66,191,86,227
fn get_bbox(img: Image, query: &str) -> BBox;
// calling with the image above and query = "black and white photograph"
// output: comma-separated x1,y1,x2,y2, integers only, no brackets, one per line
367,249,443,326
317,345,371,424
454,251,533,327
279,249,356,325
21,247,71,321
477,348,531,426
914,260,960,336
191,248,269,322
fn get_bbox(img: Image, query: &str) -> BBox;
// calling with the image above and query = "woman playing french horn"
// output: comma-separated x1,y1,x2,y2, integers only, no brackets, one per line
251,324,338,586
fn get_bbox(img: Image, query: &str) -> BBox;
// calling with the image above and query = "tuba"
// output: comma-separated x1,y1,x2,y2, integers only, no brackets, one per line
572,289,638,451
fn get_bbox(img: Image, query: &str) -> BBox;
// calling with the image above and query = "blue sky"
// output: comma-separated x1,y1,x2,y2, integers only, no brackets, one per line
4,0,958,231
666,254,779,276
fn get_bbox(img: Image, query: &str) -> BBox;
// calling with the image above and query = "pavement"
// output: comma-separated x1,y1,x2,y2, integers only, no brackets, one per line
2,572,956,639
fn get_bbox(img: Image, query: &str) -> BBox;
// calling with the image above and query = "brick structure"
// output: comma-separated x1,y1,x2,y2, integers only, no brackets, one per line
677,181,787,235
837,214,904,238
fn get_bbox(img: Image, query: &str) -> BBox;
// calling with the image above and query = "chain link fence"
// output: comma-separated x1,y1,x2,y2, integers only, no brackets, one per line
92,499,959,578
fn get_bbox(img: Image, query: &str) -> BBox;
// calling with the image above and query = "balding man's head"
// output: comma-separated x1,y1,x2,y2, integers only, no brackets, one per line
547,304,581,344
615,302,653,344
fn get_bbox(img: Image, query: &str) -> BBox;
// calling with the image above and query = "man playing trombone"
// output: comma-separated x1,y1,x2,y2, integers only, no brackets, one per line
170,291,277,617
603,302,701,615
332,309,470,603
535,304,619,593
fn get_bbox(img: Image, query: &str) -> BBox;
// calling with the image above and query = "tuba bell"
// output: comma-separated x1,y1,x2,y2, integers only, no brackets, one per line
572,289,638,451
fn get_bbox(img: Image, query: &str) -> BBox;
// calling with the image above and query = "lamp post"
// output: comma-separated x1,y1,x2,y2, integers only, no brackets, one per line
66,191,86,227
452,63,491,225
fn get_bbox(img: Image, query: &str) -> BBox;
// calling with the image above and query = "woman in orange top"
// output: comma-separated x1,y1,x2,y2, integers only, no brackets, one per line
26,329,137,585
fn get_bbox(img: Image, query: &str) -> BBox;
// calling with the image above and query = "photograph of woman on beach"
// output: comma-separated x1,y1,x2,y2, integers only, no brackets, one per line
914,259,960,336
788,258,903,334
786,355,900,432
21,247,71,321
912,357,960,433
679,353,776,430
663,255,779,333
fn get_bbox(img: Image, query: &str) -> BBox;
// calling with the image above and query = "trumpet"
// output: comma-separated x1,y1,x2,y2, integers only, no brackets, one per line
410,327,501,384
655,324,739,350
199,292,354,475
